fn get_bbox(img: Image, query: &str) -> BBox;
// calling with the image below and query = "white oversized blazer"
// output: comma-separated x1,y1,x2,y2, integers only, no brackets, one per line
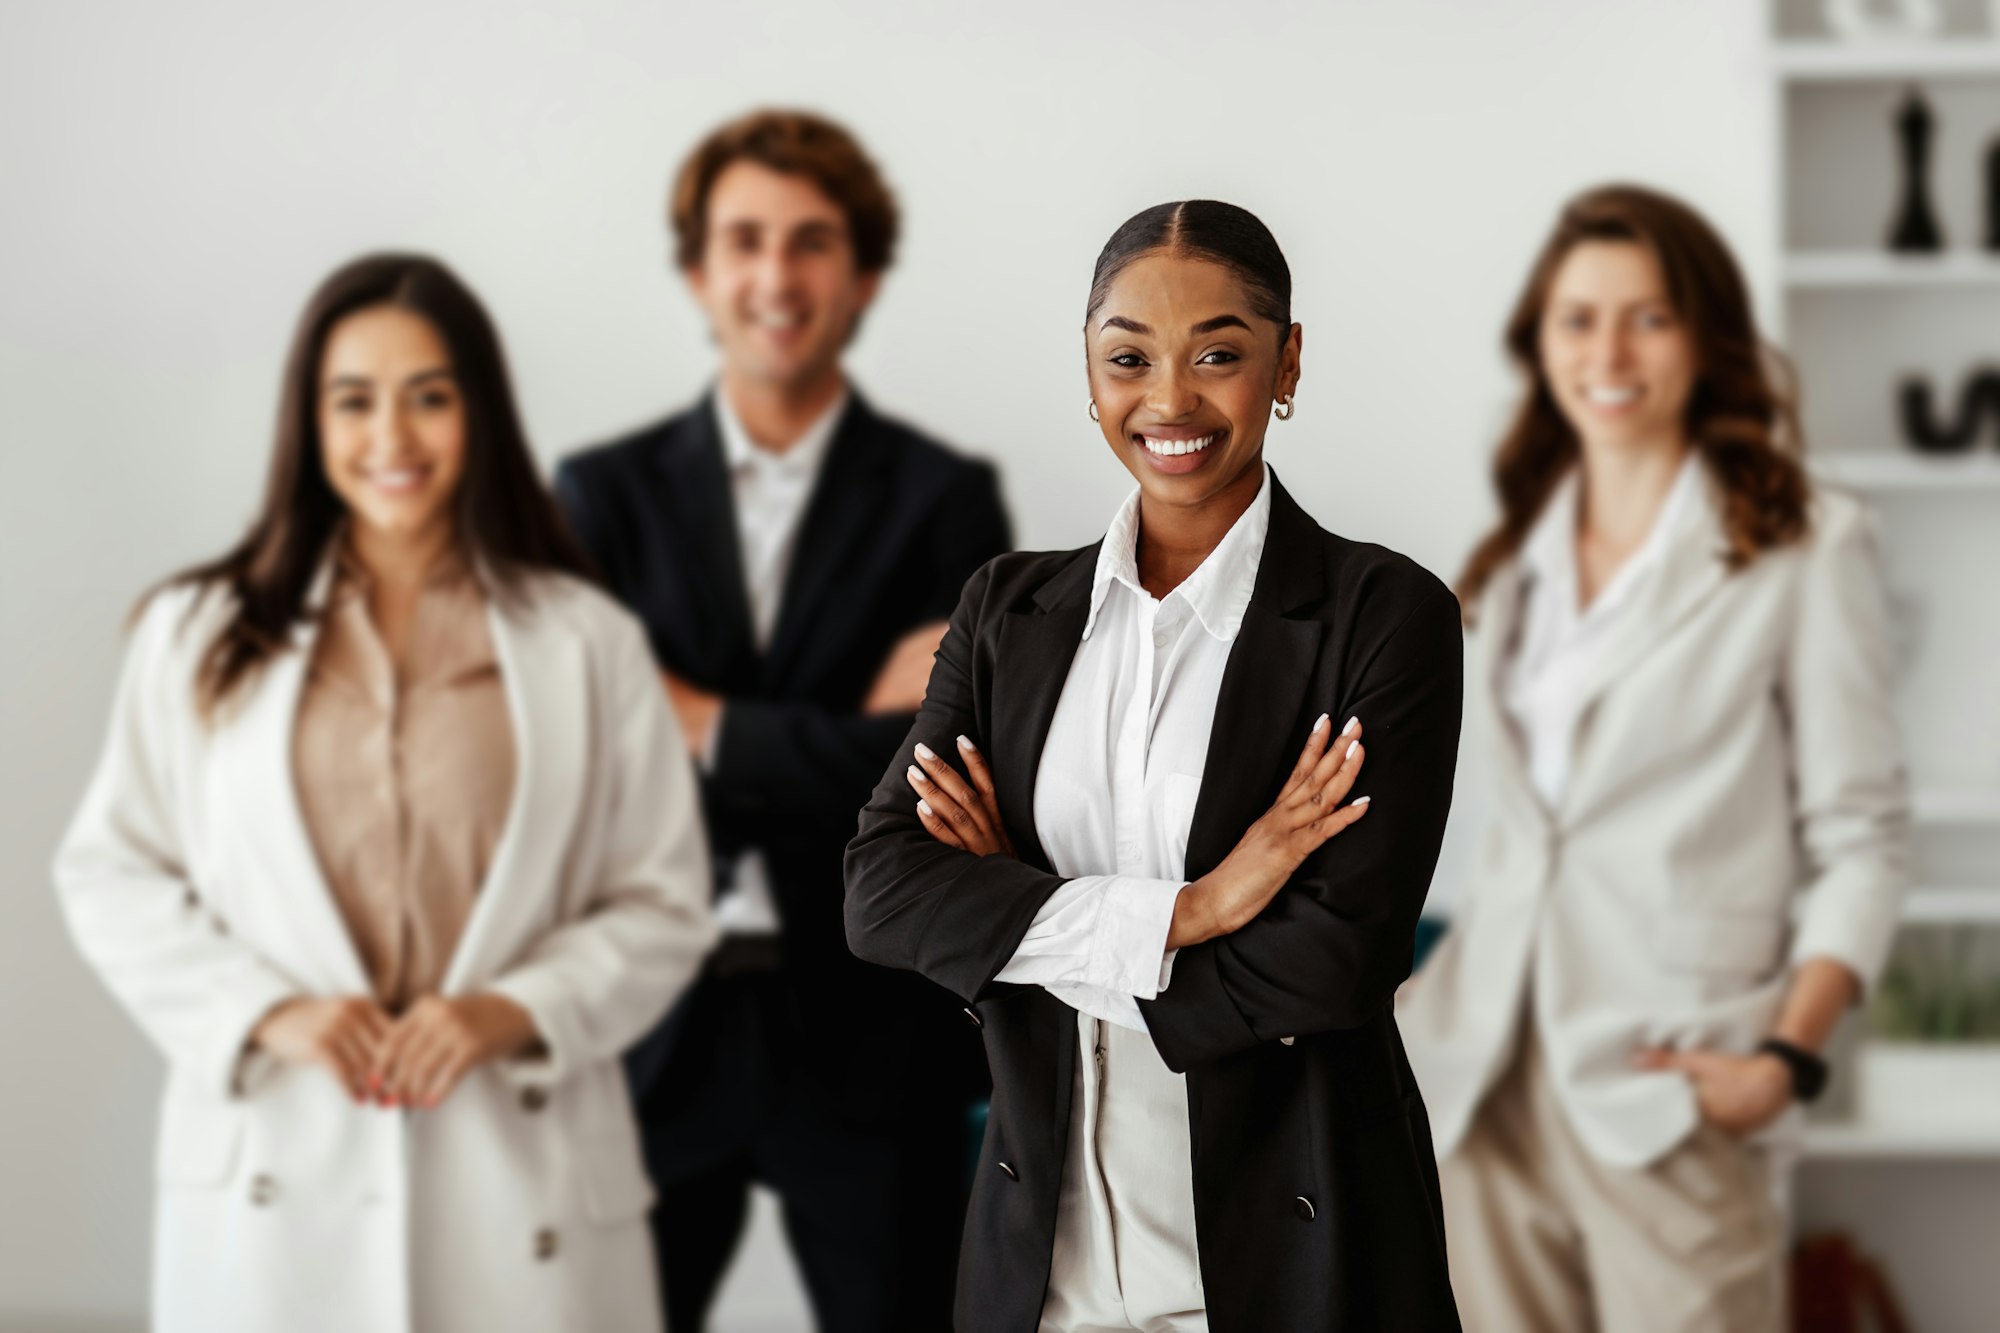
1398,476,1909,1170
54,567,717,1333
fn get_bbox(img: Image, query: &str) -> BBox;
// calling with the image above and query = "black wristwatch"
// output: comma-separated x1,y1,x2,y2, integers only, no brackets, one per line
1757,1037,1829,1104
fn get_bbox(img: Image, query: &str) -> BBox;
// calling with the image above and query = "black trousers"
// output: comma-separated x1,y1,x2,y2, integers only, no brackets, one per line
636,967,972,1333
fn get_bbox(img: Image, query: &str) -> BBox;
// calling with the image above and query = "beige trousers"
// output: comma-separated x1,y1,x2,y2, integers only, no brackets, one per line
1439,1035,1784,1333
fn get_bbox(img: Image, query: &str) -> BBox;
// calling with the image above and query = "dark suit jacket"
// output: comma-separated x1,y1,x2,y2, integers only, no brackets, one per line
556,390,1011,1132
844,473,1464,1332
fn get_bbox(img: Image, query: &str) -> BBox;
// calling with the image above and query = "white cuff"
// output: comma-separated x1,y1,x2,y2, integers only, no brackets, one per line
995,875,1185,1000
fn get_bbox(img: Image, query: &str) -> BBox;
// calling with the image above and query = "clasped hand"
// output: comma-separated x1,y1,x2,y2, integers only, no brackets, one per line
252,991,541,1109
907,713,1373,949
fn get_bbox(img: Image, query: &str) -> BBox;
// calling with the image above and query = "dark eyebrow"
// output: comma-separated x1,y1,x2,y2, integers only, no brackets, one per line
403,368,454,389
1100,316,1151,335
1191,314,1251,335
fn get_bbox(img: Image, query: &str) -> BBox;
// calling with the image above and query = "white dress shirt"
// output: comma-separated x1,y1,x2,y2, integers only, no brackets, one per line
998,466,1271,1333
706,385,847,934
1503,453,1700,807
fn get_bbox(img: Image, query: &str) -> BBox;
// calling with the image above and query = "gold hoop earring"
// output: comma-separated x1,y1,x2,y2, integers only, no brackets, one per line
1274,394,1295,421
1088,401,1100,422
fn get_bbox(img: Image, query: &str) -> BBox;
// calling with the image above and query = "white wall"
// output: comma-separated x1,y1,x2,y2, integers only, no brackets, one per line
0,1,1773,1326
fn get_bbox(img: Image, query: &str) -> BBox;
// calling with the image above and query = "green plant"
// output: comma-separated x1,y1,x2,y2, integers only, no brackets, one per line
1866,925,2000,1043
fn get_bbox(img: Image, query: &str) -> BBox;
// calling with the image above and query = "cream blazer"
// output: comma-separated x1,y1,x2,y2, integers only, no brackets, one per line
1398,476,1909,1169
54,569,716,1333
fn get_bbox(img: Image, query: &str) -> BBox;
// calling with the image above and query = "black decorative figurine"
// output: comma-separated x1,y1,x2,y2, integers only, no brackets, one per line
1985,138,2000,251
1898,368,2000,453
1890,86,1944,253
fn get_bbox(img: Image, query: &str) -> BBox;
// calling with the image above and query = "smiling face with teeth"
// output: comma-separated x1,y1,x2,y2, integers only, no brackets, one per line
686,160,881,399
1088,251,1301,527
1538,240,1697,458
317,304,468,555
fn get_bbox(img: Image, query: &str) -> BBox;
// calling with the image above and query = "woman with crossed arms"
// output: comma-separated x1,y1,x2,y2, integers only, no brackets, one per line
845,200,1465,1332
56,254,715,1333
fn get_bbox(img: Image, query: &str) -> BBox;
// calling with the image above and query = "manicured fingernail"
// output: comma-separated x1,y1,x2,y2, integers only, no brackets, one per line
1342,716,1359,736
915,742,936,761
918,799,933,817
957,734,976,751
1345,740,1360,760
908,765,929,785
1312,714,1329,733
1351,795,1371,806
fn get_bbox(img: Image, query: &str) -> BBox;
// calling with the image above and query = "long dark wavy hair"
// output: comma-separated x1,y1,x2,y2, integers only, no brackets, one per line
1457,185,1810,621
160,253,590,717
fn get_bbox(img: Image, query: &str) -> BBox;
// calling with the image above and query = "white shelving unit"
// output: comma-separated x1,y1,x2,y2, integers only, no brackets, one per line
1772,21,2000,1315
1786,248,2000,286
1814,452,2000,489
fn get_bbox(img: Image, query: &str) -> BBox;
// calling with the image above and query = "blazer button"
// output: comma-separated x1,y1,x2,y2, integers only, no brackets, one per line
1293,1195,1315,1222
534,1228,558,1261
520,1087,548,1113
1279,1036,1296,1046
249,1174,279,1207
963,1006,984,1030
996,1161,1019,1182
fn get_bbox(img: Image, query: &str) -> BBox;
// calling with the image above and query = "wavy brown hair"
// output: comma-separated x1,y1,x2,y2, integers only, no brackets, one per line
1457,185,1810,621
158,254,590,719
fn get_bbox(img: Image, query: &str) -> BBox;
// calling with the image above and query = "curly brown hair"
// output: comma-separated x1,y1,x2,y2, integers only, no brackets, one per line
669,109,899,274
1457,185,1810,621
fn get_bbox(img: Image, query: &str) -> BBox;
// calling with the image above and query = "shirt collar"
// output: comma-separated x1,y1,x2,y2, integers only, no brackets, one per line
713,382,849,480
1083,463,1272,643
1520,451,1702,619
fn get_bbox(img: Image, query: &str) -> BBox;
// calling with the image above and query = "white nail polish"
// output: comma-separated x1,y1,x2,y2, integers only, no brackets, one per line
1351,795,1371,806
957,734,976,750
1345,740,1359,760
908,765,928,784
918,800,933,817
1342,716,1359,736
915,742,936,761
1312,713,1329,733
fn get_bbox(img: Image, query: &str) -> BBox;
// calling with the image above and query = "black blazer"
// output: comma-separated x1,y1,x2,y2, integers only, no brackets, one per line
556,391,1012,1119
844,473,1464,1332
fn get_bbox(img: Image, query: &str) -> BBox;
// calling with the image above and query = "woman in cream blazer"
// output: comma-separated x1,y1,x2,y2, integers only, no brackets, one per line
1398,187,1908,1331
54,255,716,1333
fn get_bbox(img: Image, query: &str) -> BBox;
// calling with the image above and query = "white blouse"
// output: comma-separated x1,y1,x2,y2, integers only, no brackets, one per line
1503,454,1700,807
990,466,1272,1333
994,465,1272,1029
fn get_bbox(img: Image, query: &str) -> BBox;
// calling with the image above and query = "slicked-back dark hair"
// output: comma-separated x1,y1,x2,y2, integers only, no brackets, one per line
1085,200,1292,338
157,253,591,718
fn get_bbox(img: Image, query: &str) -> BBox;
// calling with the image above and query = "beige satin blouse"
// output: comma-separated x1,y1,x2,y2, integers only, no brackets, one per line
292,550,517,1011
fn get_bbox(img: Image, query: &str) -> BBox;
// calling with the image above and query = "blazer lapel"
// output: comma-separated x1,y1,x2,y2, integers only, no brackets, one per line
441,584,590,994
654,398,757,679
762,395,895,685
1470,562,1550,823
990,548,1096,874
224,559,373,996
1184,474,1326,881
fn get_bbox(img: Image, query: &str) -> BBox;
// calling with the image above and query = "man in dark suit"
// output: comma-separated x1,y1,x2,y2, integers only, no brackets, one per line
554,110,1011,1333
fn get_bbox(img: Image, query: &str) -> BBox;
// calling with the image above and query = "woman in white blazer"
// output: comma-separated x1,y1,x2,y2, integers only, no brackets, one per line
54,254,716,1333
1398,187,1909,1330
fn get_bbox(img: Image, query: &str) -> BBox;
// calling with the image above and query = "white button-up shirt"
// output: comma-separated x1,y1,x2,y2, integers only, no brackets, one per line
706,385,846,934
1504,453,1699,808
996,465,1271,1030
996,465,1271,1333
